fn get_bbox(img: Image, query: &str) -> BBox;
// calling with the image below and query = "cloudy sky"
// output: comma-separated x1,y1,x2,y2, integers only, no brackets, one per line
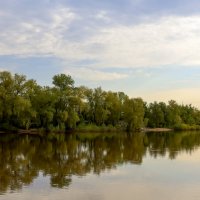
1,0,200,107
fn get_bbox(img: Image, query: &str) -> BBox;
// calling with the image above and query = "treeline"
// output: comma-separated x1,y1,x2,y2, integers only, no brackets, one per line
0,71,200,132
145,101,200,130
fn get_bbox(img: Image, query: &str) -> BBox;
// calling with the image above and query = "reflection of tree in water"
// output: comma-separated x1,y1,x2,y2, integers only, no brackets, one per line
0,134,38,194
147,131,200,159
0,131,200,194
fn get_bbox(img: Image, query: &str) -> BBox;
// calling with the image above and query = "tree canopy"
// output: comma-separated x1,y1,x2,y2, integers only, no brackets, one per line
0,71,200,132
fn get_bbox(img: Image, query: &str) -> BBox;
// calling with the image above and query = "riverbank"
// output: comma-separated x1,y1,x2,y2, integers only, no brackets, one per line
0,129,40,135
0,127,172,134
142,128,173,132
1,125,200,135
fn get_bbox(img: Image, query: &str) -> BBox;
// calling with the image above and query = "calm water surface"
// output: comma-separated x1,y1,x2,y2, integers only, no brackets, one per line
1,131,200,200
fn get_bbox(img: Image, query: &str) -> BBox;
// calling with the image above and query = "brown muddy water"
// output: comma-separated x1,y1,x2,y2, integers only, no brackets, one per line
0,131,200,200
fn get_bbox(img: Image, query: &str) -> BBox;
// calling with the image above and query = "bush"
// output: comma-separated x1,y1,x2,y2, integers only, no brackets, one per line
0,123,18,132
76,123,118,132
174,123,200,131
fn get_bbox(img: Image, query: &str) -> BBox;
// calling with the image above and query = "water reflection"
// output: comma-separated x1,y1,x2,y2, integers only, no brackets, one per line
0,131,200,194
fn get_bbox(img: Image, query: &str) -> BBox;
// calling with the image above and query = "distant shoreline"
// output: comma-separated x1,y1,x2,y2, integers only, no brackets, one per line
142,128,173,132
0,127,174,135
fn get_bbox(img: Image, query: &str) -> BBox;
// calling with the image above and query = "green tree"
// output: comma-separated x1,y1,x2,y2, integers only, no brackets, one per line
166,100,182,127
52,74,79,130
93,87,109,125
123,98,145,131
0,71,13,125
104,91,121,126
145,102,166,128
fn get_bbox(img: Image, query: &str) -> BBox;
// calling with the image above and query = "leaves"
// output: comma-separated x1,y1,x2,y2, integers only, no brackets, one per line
0,70,199,132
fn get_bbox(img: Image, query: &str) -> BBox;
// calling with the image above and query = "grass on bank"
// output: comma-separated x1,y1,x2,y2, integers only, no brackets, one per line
2,120,200,134
174,123,200,131
75,123,122,133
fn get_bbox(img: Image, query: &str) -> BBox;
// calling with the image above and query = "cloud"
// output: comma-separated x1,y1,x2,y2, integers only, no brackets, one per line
63,67,128,81
95,10,111,23
1,10,200,70
0,6,77,57
89,15,200,68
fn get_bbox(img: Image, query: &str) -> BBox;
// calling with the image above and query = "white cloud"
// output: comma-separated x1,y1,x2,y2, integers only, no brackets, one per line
95,10,111,23
1,11,200,69
89,15,200,68
63,67,128,81
49,7,77,32
0,6,77,56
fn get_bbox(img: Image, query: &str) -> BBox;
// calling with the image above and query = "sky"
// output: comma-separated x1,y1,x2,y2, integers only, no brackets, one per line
1,0,200,107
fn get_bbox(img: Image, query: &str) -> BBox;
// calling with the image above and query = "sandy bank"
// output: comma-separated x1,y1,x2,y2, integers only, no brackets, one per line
142,128,173,132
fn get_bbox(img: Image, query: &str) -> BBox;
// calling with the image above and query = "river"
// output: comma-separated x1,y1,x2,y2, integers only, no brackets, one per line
0,131,200,200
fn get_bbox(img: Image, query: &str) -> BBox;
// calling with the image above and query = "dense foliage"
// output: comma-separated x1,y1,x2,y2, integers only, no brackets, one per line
0,71,200,132
145,100,200,130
